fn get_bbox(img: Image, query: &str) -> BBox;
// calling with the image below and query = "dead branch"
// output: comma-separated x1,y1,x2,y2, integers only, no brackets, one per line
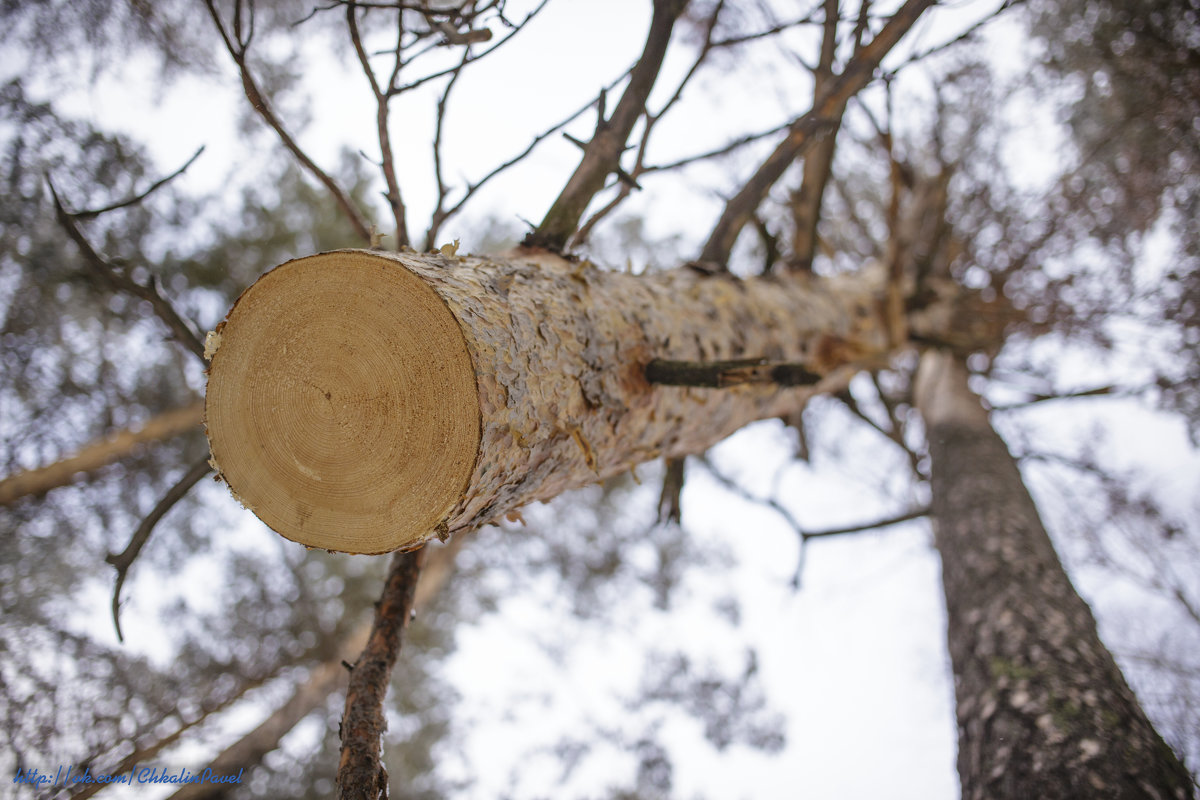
696,456,927,587
424,45,471,249
48,180,207,363
657,457,686,526
425,67,635,243
106,457,213,642
388,0,550,96
0,401,203,507
526,0,687,251
787,0,845,273
699,0,936,269
572,0,727,247
204,0,374,244
337,547,426,800
347,1,409,248
69,146,206,221
646,357,823,388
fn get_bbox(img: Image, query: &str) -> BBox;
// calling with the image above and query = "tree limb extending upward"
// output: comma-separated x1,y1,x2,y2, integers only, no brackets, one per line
699,0,936,268
204,0,374,244
337,547,426,800
526,0,686,251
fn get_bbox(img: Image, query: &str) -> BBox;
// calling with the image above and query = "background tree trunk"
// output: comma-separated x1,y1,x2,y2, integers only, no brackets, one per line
915,351,1194,799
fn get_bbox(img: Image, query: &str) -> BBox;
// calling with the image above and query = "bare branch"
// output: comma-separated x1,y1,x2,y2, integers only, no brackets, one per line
787,0,845,273
49,179,207,363
646,120,792,173
348,1,409,248
427,68,635,238
389,0,550,96
204,0,374,244
697,456,927,587
526,0,687,251
425,46,471,249
337,546,426,800
991,385,1118,409
105,456,212,642
698,0,936,269
70,146,206,220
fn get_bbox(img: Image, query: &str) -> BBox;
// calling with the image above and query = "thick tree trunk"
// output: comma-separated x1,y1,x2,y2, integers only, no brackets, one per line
915,351,1194,799
206,249,897,553
0,401,203,506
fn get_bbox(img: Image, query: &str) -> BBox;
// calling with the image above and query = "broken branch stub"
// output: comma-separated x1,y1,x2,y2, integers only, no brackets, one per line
205,249,894,553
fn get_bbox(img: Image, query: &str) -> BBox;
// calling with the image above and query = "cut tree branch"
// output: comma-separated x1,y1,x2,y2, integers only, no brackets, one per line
646,357,823,388
337,546,426,800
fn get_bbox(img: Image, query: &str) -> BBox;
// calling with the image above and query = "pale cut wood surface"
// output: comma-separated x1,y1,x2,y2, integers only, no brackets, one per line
205,251,479,554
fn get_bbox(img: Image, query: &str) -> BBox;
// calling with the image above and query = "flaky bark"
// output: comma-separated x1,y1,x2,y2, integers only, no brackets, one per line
206,249,904,552
915,352,1194,799
0,401,204,506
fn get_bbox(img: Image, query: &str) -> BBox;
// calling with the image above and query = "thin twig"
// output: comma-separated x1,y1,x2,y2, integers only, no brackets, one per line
425,46,471,249
429,67,635,237
337,547,426,800
991,385,1118,409
697,457,927,587
645,120,791,173
71,147,206,220
389,0,550,95
48,179,208,363
105,457,212,642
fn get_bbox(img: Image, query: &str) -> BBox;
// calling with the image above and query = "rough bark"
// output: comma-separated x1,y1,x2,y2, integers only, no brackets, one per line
206,249,903,553
915,351,1194,799
0,401,204,506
